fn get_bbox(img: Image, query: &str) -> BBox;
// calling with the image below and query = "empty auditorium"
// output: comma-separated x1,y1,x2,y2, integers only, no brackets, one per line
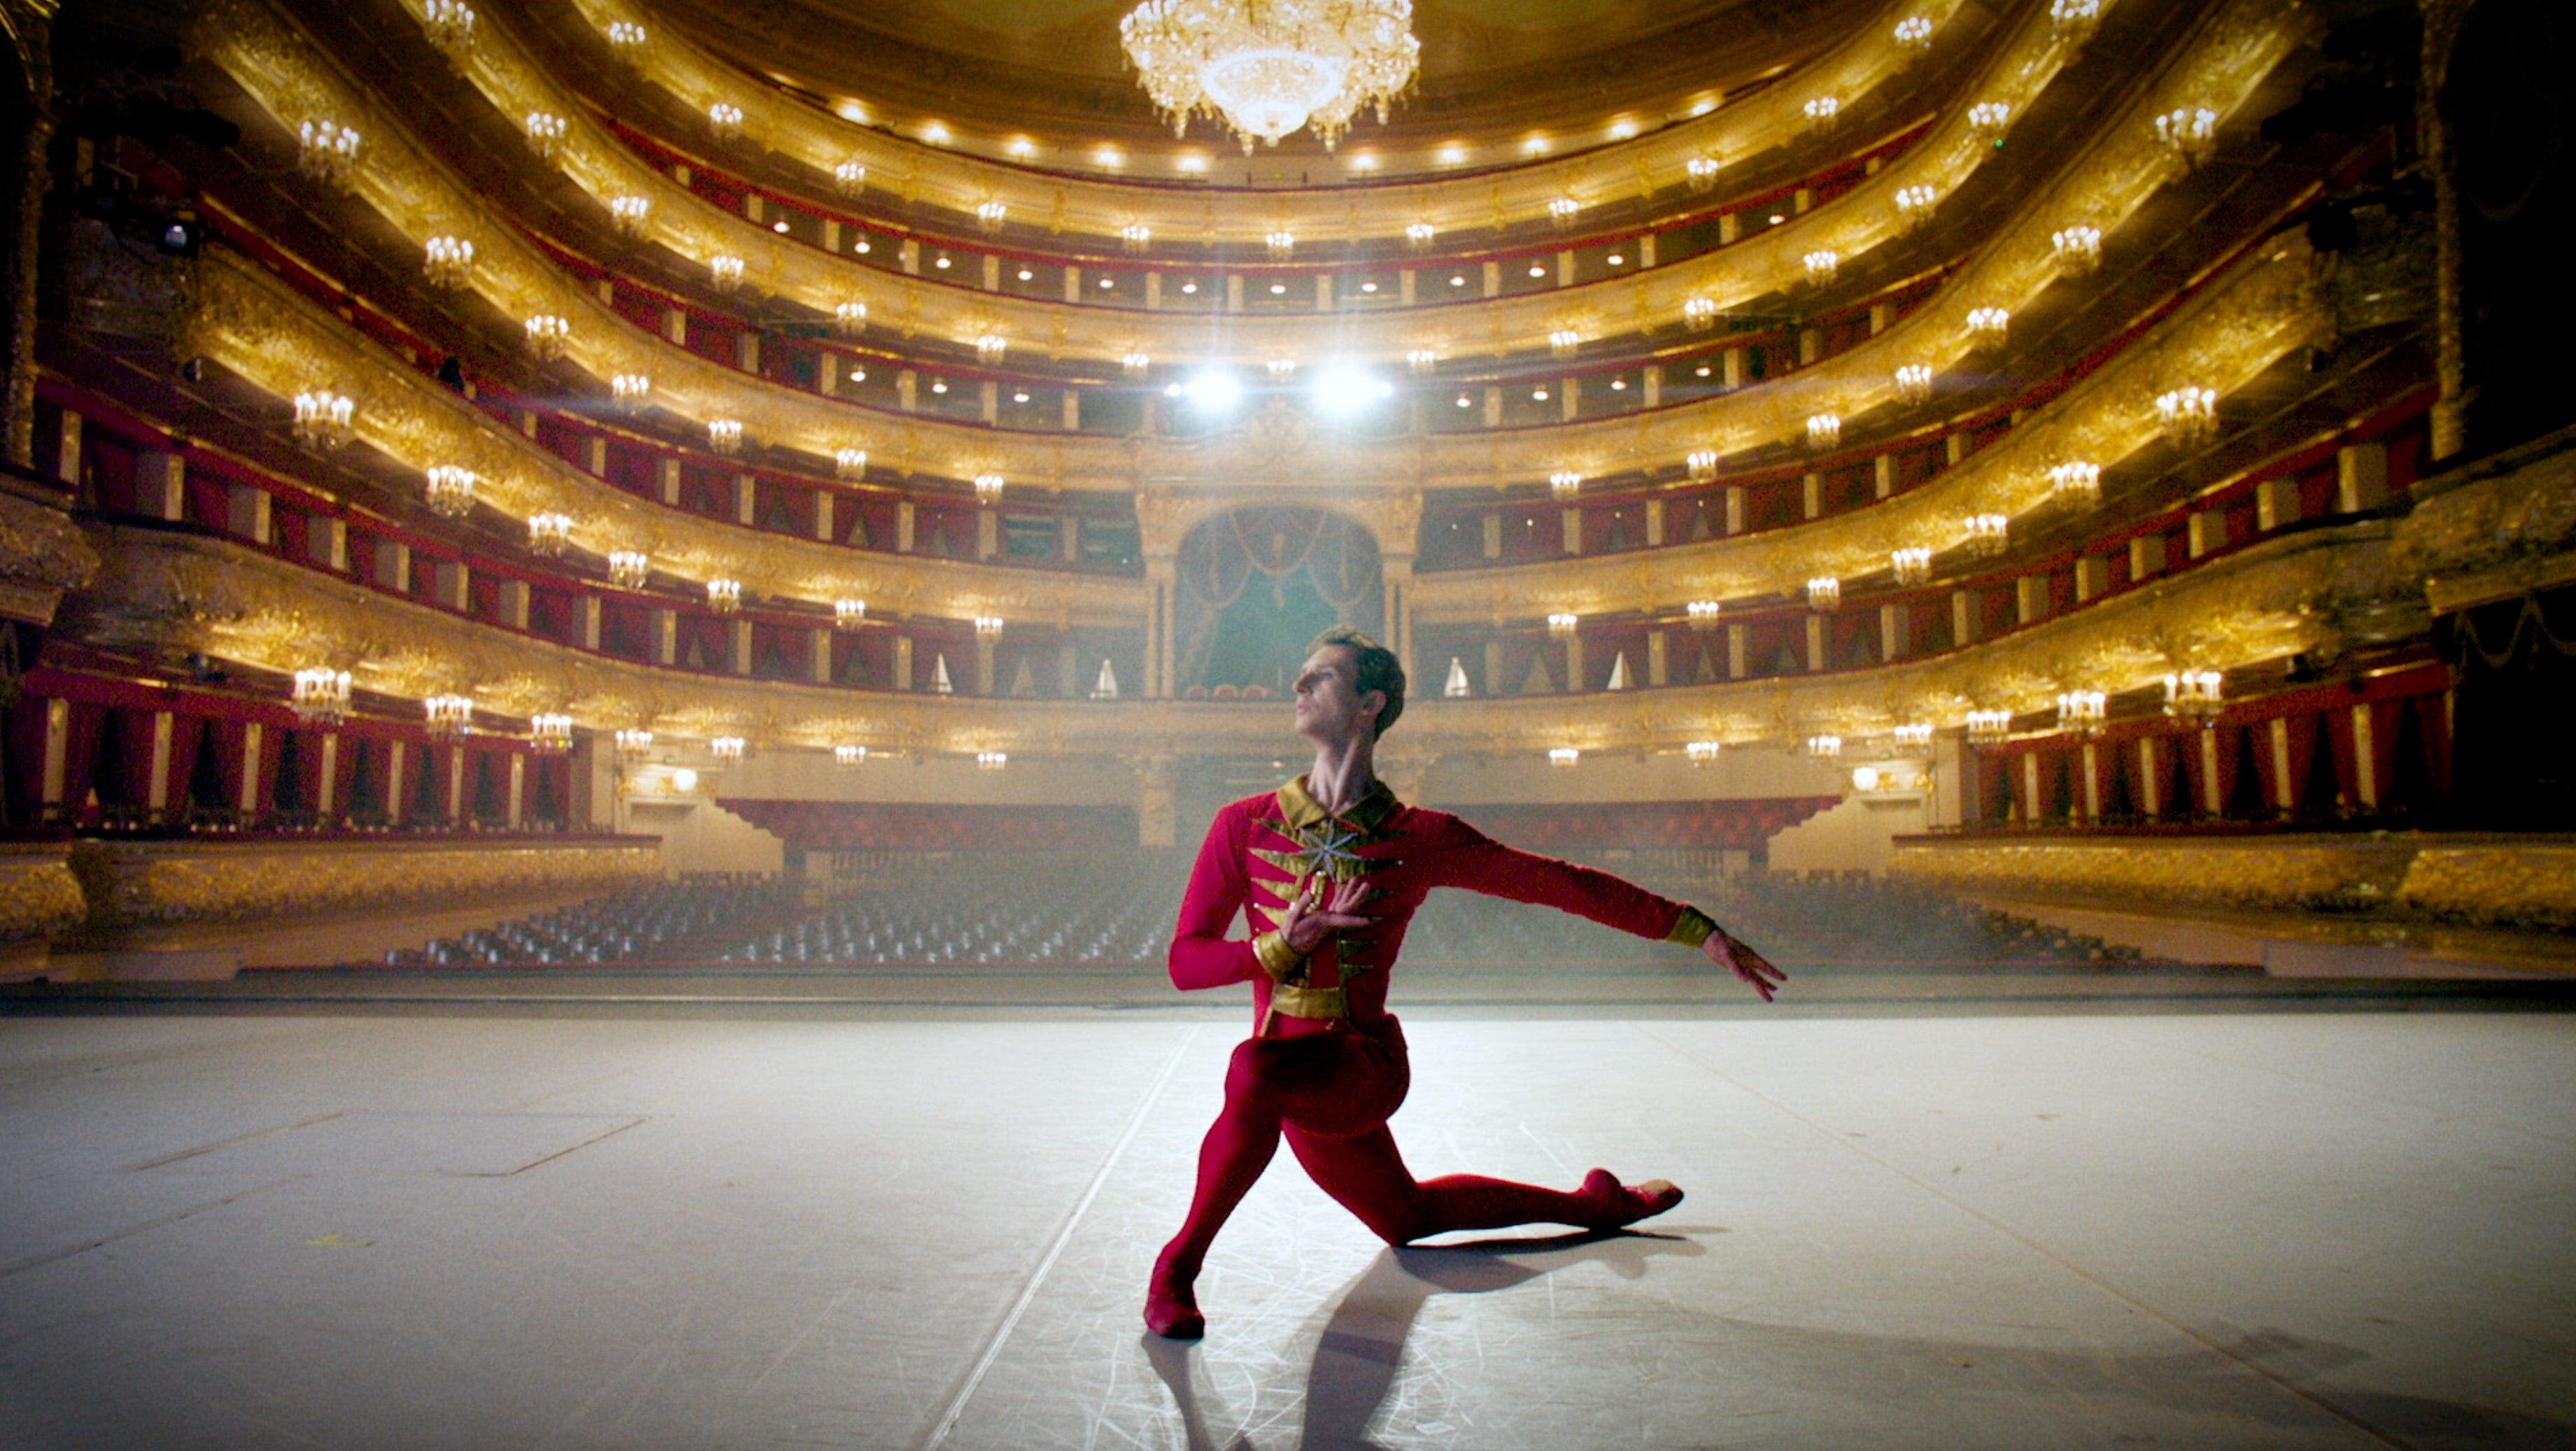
1,0,2569,1445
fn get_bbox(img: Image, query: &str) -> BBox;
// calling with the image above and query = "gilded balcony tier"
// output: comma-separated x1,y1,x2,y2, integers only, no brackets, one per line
531,0,1975,248
201,0,2165,373
61,506,2428,760
1406,234,2328,623
185,251,1145,624
59,834,662,935
193,0,2311,523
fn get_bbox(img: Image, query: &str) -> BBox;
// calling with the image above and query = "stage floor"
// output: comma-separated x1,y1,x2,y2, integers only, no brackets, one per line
1,1001,2568,1450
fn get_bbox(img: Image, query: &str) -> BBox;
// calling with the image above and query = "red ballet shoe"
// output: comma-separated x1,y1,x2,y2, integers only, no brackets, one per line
1145,1247,1205,1340
1578,1168,1685,1230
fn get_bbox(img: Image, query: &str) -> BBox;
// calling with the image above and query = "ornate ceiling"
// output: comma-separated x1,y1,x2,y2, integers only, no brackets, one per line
635,0,1879,164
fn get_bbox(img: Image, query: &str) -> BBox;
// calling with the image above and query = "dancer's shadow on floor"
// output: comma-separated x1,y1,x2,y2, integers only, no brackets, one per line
1143,1229,1704,1451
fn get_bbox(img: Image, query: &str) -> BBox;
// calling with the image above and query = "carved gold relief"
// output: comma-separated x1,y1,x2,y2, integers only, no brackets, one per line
0,484,99,603
0,845,88,942
67,836,660,930
1888,837,2418,909
198,0,2314,470
2398,845,2576,928
65,512,2400,757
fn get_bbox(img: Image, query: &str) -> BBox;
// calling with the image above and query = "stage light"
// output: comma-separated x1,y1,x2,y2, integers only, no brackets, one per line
1310,364,1392,415
1175,369,1243,413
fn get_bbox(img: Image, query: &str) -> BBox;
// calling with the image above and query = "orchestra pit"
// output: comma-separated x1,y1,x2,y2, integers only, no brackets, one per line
0,0,2569,1445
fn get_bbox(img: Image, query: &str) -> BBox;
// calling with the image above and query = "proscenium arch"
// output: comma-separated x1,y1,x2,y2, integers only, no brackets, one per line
1171,505,1387,698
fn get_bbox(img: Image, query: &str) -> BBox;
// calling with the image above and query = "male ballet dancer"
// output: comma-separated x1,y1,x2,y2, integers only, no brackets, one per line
1149,628,1785,1338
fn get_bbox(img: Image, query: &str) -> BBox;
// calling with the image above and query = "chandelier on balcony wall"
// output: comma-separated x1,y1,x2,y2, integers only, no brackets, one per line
1121,0,1420,153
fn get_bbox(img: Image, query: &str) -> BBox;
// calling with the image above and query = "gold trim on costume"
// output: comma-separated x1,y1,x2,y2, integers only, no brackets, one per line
1252,929,1305,982
1268,983,1350,1020
1665,907,1718,948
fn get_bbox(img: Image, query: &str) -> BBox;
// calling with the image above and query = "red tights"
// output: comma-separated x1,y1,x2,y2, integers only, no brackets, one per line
1155,1022,1670,1302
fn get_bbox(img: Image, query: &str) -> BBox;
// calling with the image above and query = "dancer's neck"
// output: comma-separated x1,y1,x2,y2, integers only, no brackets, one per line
1305,737,1378,816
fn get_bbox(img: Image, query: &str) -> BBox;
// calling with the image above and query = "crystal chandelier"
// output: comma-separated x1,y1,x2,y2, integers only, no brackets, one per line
424,465,476,517
425,695,474,739
292,667,351,726
530,714,574,755
1121,0,1420,153
2163,669,2224,726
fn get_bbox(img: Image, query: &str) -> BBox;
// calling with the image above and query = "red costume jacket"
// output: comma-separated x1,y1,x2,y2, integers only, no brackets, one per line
1170,775,1715,1036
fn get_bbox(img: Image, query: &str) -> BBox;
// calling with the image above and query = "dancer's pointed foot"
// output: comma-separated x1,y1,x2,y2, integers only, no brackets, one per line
1145,1247,1205,1340
1577,1168,1685,1230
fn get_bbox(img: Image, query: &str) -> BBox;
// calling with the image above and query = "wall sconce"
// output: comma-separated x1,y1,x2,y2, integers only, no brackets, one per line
707,579,742,614
523,314,570,360
609,194,649,237
424,465,476,518
523,111,567,160
291,667,351,726
707,103,744,139
1547,611,1578,639
528,512,572,558
833,598,867,630
710,736,747,763
1891,546,1932,585
423,236,473,288
608,551,650,589
425,695,474,739
1549,470,1583,502
1685,600,1721,631
707,419,744,455
530,714,574,754
2048,460,2102,504
298,119,362,185
292,389,355,448
1965,513,2010,557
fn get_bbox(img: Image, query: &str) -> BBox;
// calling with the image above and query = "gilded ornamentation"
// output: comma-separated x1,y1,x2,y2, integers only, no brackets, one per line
0,845,87,942
0,484,99,602
2393,427,2576,614
2398,845,2576,928
1888,837,2418,910
200,0,2311,463
66,837,661,930
186,253,1140,626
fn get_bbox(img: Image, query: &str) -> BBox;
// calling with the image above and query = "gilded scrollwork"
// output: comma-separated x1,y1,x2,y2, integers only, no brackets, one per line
65,510,2404,759
0,484,99,597
1888,837,2419,909
198,0,2313,474
0,845,87,943
67,837,660,930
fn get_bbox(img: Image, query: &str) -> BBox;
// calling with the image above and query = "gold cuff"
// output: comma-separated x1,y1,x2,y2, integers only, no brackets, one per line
1252,929,1307,982
1268,983,1350,1020
1665,907,1718,948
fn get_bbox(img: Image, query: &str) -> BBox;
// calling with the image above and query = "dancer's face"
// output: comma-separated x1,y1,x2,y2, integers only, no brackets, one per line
1292,646,1382,745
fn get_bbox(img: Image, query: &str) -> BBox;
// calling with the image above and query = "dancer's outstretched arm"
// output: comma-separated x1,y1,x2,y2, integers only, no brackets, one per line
1422,817,1787,1001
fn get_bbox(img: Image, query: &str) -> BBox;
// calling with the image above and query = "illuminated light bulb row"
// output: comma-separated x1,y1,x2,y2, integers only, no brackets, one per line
423,235,474,288
524,313,570,360
524,111,567,160
609,194,650,237
611,373,651,409
1895,362,1935,404
1806,576,1841,611
298,119,362,185
2049,460,2102,503
706,579,742,614
709,255,744,292
707,103,744,140
424,465,476,518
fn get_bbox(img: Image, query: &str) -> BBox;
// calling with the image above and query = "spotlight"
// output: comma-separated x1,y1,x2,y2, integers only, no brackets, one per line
1173,369,1243,413
1308,364,1392,416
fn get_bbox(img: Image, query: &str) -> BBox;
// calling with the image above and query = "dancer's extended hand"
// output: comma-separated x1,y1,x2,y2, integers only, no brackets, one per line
1703,926,1787,1002
1280,875,1373,956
